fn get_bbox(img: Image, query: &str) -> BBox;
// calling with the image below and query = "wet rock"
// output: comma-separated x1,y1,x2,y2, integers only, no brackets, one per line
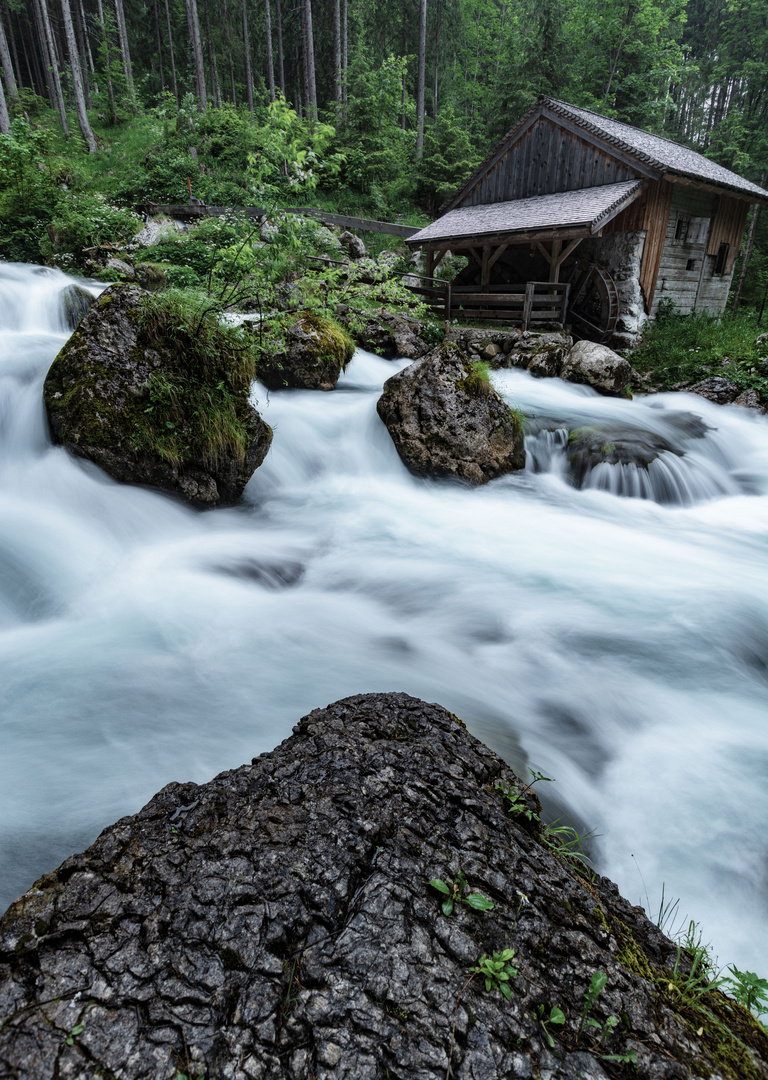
133,262,168,290
133,216,180,247
58,283,95,330
257,312,355,390
732,388,767,414
685,376,741,405
2,691,766,1080
44,284,272,507
566,425,680,487
349,310,431,359
339,229,367,260
376,342,525,483
104,256,135,280
560,340,634,396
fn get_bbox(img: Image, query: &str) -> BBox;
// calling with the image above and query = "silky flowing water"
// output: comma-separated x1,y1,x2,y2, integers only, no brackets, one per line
1,262,767,975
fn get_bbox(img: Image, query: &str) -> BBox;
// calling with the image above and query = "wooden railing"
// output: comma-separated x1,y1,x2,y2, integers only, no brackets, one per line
404,278,570,330
140,202,420,238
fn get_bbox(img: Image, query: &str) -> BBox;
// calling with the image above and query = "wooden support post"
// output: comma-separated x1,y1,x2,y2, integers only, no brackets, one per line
549,238,562,282
522,282,534,331
445,283,451,333
486,243,509,275
425,248,435,280
559,282,570,324
481,246,491,287
554,237,583,276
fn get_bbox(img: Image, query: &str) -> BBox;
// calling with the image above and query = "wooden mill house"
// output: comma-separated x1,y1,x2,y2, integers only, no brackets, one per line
405,96,768,345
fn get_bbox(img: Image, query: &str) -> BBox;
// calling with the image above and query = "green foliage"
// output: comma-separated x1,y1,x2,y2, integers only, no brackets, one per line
666,922,725,1007
630,309,768,396
723,968,768,1020
417,107,482,214
534,1003,566,1048
65,1023,84,1047
464,360,493,395
542,820,597,868
429,872,494,916
247,97,343,203
495,779,538,819
470,949,518,1001
131,289,257,468
41,193,141,261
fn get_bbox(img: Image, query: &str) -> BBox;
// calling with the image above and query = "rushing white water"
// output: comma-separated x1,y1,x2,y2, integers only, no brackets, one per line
1,262,767,976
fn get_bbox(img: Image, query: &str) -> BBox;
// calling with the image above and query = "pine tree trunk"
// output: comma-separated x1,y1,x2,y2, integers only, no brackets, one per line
0,64,9,132
113,0,134,98
36,0,70,136
78,0,96,74
732,176,764,314
152,0,165,95
341,0,347,115
185,0,207,109
94,0,117,121
203,0,217,104
228,50,236,102
20,10,42,96
0,9,18,103
242,0,253,113
60,0,97,151
32,0,56,105
163,0,178,106
274,0,284,94
433,0,441,119
72,0,91,106
416,0,426,158
264,0,275,102
303,0,316,120
3,1,22,90
333,0,341,103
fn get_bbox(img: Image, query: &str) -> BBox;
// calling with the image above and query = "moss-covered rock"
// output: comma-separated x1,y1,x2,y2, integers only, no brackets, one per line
257,312,355,391
58,283,95,330
44,284,272,507
376,342,525,483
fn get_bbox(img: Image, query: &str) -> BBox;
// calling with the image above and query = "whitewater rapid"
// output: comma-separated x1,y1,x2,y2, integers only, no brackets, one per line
1,262,767,975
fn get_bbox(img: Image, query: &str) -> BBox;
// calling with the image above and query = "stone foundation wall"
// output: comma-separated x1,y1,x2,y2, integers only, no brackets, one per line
572,230,648,349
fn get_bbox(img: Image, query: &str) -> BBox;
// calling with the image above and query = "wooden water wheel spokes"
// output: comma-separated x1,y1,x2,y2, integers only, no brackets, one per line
566,261,619,341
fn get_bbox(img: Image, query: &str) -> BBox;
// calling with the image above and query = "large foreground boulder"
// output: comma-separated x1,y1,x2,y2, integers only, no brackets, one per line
1,692,765,1080
560,340,634,397
257,313,355,391
44,285,272,507
377,343,525,483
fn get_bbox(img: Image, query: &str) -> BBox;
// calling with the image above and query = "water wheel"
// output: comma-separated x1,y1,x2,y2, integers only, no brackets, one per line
565,261,619,341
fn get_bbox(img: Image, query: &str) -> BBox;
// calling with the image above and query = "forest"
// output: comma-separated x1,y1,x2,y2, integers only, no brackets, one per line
0,0,766,309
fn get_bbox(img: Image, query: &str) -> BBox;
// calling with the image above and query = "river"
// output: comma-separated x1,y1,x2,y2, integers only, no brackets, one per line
1,262,767,975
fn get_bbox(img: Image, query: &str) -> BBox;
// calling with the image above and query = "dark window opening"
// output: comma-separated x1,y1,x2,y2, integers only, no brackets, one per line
714,243,730,275
674,216,689,242
687,259,697,272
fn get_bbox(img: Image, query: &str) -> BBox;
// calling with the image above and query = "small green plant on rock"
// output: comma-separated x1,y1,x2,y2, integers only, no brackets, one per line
667,921,724,1006
429,871,494,915
723,966,768,1020
534,1003,566,1048
470,949,518,1001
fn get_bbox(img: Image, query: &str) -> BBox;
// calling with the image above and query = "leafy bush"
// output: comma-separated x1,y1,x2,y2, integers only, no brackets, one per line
630,309,767,394
41,192,141,259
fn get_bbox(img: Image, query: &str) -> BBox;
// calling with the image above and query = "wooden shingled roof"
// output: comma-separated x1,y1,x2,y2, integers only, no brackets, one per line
406,180,643,246
442,96,768,215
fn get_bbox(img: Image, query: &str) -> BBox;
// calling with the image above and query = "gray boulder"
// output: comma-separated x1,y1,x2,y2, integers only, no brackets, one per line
376,342,525,483
685,376,741,405
560,340,634,396
257,313,355,391
58,283,95,330
44,284,272,507
351,310,431,359
1,691,765,1080
338,229,367,259
733,388,767,414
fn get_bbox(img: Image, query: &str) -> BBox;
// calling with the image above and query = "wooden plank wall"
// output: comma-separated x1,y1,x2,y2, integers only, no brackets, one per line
638,180,673,310
650,185,720,315
706,195,749,271
462,117,637,206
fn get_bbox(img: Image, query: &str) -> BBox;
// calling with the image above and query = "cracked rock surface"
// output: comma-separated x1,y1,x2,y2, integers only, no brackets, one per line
1,693,767,1080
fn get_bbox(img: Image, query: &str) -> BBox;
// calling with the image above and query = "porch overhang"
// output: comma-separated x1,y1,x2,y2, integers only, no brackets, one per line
405,180,644,251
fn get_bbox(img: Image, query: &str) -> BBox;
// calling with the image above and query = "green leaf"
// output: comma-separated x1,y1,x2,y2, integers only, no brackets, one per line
550,1006,566,1024
500,981,512,1001
441,898,454,916
466,892,494,911
429,878,450,894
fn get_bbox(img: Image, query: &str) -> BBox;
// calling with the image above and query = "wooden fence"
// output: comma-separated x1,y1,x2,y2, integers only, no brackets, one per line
404,277,570,330
140,202,419,238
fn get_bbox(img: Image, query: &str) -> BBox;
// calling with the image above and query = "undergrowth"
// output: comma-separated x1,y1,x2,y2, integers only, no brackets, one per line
132,289,256,467
630,307,768,398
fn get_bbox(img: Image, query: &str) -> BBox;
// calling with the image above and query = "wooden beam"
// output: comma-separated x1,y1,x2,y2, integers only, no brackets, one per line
549,238,562,282
481,246,491,286
554,237,583,271
534,241,550,262
486,243,510,273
